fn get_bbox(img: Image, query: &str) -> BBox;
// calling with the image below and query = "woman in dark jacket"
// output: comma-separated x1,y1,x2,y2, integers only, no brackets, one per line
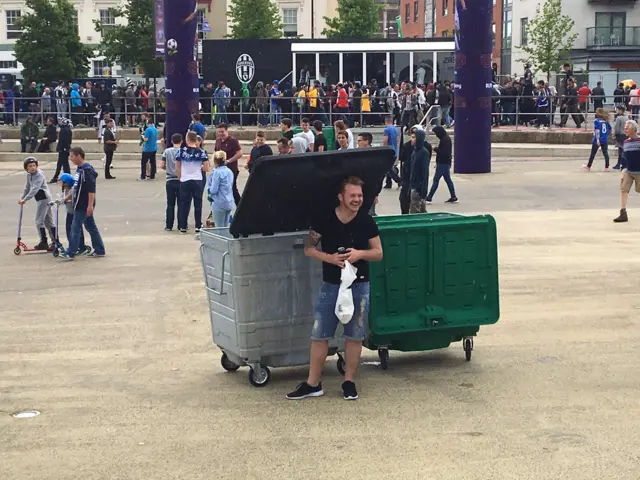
37,117,58,152
425,126,457,204
49,118,73,183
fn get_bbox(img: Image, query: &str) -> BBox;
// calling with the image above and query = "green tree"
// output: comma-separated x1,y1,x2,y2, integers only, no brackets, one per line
227,0,283,39
13,0,91,83
516,0,578,81
94,0,163,83
322,0,382,39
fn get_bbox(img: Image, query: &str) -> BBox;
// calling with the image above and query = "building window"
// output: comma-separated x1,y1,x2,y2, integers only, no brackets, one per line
71,9,79,34
282,8,297,37
6,10,22,40
405,3,410,24
92,60,112,77
492,23,496,49
442,30,451,37
442,0,448,17
520,17,528,45
414,1,419,22
99,9,116,31
0,60,18,69
502,9,512,48
196,8,206,40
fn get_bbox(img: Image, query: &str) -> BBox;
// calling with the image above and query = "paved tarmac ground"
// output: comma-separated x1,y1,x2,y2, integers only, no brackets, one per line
1,156,640,480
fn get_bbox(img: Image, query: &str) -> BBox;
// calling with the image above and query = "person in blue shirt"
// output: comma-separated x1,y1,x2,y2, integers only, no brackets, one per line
269,80,282,125
382,115,402,188
207,151,235,228
70,83,82,124
190,113,206,141
584,108,612,171
536,80,551,127
140,117,158,180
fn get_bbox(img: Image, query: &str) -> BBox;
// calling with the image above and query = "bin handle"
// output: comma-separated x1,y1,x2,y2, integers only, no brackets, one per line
200,245,228,296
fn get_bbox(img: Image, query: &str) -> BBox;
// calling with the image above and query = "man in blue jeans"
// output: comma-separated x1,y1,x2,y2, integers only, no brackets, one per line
176,131,209,234
286,176,383,401
60,147,106,260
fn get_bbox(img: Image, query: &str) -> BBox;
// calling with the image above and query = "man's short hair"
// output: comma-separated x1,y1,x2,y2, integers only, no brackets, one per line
193,113,201,121
337,130,348,138
626,120,638,133
281,118,292,128
312,120,323,131
385,115,393,123
358,132,373,145
335,120,346,130
340,176,364,193
70,146,85,159
216,122,228,130
171,133,183,145
277,137,290,148
186,131,198,143
256,130,266,138
301,117,310,124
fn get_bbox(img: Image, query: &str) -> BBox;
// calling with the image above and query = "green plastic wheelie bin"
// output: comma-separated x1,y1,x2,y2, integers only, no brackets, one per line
365,213,500,369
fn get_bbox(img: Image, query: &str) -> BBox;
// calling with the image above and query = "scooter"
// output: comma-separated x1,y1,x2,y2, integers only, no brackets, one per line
50,200,65,258
14,204,53,255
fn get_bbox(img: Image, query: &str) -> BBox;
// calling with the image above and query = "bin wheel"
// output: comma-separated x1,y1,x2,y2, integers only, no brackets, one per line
220,352,240,372
378,348,389,370
13,247,22,255
248,365,270,387
464,339,473,362
337,354,346,376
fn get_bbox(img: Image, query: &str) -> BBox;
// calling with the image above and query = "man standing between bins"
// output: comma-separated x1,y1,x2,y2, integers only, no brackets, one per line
409,128,430,213
287,176,383,401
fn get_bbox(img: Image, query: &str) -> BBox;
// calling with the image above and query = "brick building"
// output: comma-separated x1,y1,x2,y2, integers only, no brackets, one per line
399,0,503,73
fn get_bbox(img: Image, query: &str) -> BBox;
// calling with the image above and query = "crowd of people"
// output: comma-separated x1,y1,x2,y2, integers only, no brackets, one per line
1,80,164,127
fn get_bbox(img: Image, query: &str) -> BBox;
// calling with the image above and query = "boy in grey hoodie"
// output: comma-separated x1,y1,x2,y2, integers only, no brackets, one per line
18,157,55,249
613,105,629,169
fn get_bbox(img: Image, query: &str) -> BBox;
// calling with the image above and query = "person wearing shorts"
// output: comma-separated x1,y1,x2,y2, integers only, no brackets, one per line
286,176,383,401
614,120,640,223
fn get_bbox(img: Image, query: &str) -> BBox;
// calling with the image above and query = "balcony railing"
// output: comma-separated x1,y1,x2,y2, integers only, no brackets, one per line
586,26,640,48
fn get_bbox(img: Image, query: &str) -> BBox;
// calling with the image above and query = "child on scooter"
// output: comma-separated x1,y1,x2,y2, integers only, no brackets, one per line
18,157,55,250
58,173,90,255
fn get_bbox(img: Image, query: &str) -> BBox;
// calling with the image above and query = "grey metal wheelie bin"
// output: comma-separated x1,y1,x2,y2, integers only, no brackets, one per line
199,147,396,387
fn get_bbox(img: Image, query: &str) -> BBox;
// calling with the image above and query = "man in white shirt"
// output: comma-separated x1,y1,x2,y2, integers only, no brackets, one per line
334,120,354,149
298,117,315,151
98,111,117,169
292,135,309,154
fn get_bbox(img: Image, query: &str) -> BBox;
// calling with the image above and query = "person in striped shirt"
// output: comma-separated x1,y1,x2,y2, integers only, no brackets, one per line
614,120,640,223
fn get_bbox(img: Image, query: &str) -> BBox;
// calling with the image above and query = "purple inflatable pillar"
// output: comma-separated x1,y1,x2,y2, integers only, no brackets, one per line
453,0,493,174
164,0,199,142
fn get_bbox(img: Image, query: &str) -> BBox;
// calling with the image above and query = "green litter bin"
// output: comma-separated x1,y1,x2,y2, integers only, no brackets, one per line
292,126,336,151
366,212,500,369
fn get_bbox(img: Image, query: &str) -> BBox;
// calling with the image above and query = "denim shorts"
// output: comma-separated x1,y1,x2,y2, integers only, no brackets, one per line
311,281,370,342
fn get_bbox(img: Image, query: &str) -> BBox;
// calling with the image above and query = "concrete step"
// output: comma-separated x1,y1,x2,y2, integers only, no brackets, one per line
0,142,593,163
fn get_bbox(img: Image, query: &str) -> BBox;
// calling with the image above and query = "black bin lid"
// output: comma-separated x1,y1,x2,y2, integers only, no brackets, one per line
229,147,396,238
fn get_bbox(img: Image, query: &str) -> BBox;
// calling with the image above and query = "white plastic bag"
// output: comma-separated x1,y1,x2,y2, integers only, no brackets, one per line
335,261,358,325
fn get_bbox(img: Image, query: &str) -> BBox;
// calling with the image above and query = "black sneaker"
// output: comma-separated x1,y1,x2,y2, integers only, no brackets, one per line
195,227,202,234
179,229,188,235
445,197,459,204
342,381,358,400
286,382,324,400
164,227,172,232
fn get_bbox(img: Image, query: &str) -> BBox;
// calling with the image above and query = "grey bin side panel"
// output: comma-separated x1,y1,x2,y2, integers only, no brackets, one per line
200,229,344,369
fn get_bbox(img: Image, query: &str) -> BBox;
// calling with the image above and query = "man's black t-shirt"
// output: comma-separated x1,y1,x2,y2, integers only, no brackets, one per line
283,130,294,140
314,133,327,152
312,210,380,285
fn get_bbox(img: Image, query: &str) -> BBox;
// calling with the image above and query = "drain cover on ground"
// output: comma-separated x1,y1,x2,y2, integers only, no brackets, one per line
12,410,40,419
